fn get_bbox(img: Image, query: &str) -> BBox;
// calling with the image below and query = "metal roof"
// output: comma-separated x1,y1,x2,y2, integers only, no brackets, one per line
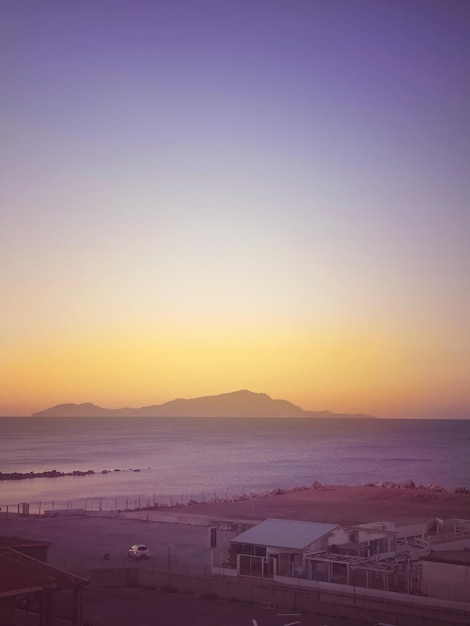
0,549,88,597
231,518,338,550
0,535,51,549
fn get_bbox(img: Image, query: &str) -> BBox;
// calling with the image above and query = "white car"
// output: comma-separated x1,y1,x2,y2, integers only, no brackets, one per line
128,544,150,559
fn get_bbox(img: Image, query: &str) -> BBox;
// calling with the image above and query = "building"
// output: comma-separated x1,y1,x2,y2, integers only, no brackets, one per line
0,537,88,626
229,518,339,578
227,518,400,586
0,536,51,562
325,521,397,559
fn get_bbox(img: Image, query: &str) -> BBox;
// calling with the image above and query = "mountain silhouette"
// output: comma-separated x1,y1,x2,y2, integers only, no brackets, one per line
31,390,376,418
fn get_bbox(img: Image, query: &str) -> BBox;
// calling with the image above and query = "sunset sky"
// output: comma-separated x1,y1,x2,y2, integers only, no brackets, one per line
1,1,469,418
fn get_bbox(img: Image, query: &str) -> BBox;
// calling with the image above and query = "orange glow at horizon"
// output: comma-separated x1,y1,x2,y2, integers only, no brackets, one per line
3,320,469,418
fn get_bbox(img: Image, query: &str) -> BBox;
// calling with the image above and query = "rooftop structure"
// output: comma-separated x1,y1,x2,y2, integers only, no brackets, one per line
231,518,338,550
0,540,87,626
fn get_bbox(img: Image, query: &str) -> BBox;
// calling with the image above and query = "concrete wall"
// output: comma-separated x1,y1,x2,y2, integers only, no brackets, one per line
397,523,426,540
118,509,257,527
44,509,85,518
421,560,470,602
90,566,470,626
0,597,15,626
432,538,470,551
91,567,139,587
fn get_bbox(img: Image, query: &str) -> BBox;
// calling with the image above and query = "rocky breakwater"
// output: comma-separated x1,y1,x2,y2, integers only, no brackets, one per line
365,480,470,495
0,468,146,481
0,469,95,480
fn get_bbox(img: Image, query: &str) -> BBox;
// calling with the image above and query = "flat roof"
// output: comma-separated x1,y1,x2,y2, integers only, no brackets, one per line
421,550,470,566
0,535,51,549
231,518,338,550
0,549,87,597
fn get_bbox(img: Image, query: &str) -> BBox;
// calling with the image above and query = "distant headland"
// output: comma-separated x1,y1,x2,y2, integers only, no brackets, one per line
31,390,377,419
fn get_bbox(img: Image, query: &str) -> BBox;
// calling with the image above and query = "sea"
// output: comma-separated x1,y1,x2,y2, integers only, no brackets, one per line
0,417,469,512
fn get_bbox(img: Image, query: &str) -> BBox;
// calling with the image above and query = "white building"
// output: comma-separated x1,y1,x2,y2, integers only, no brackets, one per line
229,518,338,577
228,518,397,580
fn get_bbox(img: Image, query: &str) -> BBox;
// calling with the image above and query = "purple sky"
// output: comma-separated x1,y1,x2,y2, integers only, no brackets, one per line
1,1,469,417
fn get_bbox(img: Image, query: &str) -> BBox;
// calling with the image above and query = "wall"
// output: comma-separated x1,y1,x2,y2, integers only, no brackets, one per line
328,526,395,559
397,523,426,540
0,597,15,626
90,566,470,626
432,537,470,552
421,561,470,602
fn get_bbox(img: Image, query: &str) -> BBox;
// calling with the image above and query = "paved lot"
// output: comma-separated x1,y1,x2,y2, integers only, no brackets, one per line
0,513,230,575
83,586,358,626
1,514,369,626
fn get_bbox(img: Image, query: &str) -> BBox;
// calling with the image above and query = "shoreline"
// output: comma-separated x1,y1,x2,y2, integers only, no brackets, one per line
1,474,469,526
2,469,469,493
1,483,469,527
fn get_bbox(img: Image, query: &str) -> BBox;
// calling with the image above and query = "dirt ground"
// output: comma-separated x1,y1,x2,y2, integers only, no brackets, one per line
150,484,470,526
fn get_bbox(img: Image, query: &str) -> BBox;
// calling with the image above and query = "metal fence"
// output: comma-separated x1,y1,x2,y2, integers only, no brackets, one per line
0,482,269,515
0,488,252,517
58,552,213,580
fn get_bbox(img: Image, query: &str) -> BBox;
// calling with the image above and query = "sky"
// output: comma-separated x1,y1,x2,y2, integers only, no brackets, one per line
1,0,469,418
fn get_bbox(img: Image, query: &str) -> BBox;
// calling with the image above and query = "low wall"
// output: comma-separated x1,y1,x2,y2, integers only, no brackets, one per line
396,523,425,539
432,538,470,551
421,560,470,602
118,509,258,527
120,511,211,525
90,567,138,587
90,567,470,626
44,509,85,518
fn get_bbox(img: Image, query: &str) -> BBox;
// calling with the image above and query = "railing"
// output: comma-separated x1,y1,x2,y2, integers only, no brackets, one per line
429,530,470,545
414,531,470,549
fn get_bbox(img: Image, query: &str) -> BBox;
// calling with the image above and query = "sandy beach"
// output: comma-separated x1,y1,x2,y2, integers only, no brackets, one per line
2,484,469,530
151,483,470,526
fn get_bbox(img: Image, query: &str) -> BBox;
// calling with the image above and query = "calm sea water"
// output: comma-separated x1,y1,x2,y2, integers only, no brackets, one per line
0,417,469,509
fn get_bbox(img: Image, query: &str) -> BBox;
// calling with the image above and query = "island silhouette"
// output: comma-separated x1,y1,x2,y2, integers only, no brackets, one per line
32,390,376,419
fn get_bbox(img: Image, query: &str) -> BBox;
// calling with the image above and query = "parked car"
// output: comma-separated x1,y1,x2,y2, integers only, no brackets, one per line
128,544,150,559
